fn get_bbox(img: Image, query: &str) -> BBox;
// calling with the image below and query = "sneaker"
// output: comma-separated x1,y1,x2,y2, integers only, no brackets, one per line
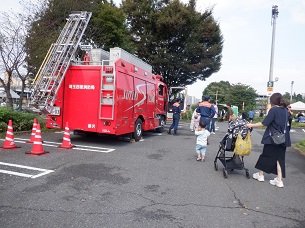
269,178,284,188
211,132,216,134
196,157,201,161
252,172,264,182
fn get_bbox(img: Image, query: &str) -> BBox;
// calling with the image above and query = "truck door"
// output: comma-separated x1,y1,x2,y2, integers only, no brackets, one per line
63,66,101,132
156,83,166,114
115,71,134,135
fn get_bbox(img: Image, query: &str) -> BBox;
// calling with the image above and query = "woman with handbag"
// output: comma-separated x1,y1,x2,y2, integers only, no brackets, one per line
245,93,291,188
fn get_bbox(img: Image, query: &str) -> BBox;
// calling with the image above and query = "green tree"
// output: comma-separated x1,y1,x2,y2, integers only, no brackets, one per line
203,81,257,111
295,94,304,102
122,0,223,87
89,1,134,52
228,83,257,111
283,92,305,103
25,0,131,75
25,0,101,74
283,92,290,101
202,81,231,104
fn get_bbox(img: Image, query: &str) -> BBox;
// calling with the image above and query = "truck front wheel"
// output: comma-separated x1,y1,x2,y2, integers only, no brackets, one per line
133,119,143,141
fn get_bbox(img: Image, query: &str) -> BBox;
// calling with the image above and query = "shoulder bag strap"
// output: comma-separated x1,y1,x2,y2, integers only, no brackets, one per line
269,108,288,135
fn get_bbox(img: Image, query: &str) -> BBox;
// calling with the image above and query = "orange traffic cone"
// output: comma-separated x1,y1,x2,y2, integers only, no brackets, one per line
26,118,37,143
1,120,20,149
58,122,74,149
25,124,49,156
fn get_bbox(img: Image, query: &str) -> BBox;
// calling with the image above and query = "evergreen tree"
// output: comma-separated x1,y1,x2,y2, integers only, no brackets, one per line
122,0,223,87
25,0,132,75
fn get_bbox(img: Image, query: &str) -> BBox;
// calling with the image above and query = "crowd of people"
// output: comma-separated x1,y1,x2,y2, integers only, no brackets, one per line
169,93,292,188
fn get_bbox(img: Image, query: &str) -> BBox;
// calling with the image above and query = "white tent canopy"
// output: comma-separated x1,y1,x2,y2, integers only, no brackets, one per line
290,101,305,111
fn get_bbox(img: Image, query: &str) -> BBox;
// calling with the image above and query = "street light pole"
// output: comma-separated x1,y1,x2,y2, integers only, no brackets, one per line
267,5,279,111
291,81,294,101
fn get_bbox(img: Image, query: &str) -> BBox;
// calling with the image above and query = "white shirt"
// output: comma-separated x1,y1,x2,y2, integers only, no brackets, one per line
213,105,218,118
195,129,210,146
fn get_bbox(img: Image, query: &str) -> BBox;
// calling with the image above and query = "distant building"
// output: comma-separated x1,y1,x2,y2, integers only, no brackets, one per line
186,95,201,110
256,94,268,112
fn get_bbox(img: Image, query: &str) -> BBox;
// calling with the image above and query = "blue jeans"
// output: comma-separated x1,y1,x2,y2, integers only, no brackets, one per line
170,114,180,130
196,144,207,156
210,118,217,132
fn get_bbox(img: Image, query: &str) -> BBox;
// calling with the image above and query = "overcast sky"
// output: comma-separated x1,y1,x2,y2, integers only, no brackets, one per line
2,0,305,99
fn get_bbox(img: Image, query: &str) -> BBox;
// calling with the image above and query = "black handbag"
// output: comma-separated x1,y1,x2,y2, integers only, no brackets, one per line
270,130,286,145
269,111,287,145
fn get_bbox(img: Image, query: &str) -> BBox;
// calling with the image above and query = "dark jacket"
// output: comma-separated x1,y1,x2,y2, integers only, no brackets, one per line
261,106,291,147
196,101,216,118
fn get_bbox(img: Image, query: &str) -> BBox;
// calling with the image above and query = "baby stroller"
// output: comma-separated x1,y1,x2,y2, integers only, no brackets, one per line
214,119,251,178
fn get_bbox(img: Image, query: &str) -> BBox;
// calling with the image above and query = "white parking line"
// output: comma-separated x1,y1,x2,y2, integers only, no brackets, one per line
0,162,54,179
3,138,116,153
0,170,32,178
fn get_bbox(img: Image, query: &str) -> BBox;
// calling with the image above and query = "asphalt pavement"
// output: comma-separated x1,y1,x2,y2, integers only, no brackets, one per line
0,120,305,227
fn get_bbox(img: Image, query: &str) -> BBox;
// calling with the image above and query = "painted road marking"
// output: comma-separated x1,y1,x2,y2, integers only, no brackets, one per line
302,129,305,133
2,138,115,153
0,162,54,179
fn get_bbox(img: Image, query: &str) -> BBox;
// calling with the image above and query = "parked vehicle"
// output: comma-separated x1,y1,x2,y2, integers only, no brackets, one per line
29,12,169,141
46,47,168,141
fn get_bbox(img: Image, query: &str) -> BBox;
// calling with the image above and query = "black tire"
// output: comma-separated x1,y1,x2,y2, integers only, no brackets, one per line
214,161,218,171
133,119,143,141
155,116,165,133
223,168,228,178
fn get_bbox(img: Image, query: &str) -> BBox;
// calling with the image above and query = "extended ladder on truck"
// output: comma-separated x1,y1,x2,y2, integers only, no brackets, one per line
29,11,92,113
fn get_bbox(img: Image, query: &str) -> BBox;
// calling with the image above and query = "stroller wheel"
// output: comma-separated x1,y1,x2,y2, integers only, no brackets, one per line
223,168,228,178
214,161,218,171
246,170,250,179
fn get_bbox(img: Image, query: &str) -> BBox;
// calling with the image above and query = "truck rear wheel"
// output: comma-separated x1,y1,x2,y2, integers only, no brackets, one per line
133,119,143,141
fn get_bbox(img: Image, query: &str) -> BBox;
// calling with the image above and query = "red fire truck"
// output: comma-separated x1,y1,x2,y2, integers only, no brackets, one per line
46,47,169,141
29,12,168,141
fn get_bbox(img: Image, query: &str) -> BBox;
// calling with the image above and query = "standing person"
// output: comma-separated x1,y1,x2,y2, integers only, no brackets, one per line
220,109,226,122
195,122,210,162
241,110,247,120
168,98,182,135
210,100,218,134
190,109,200,132
248,110,255,123
196,95,215,132
245,93,291,188
222,103,234,122
83,51,90,65
287,105,293,132
296,111,304,120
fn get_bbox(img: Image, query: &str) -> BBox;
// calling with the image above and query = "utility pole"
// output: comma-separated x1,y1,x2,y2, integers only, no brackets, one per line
290,81,294,101
267,5,279,111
